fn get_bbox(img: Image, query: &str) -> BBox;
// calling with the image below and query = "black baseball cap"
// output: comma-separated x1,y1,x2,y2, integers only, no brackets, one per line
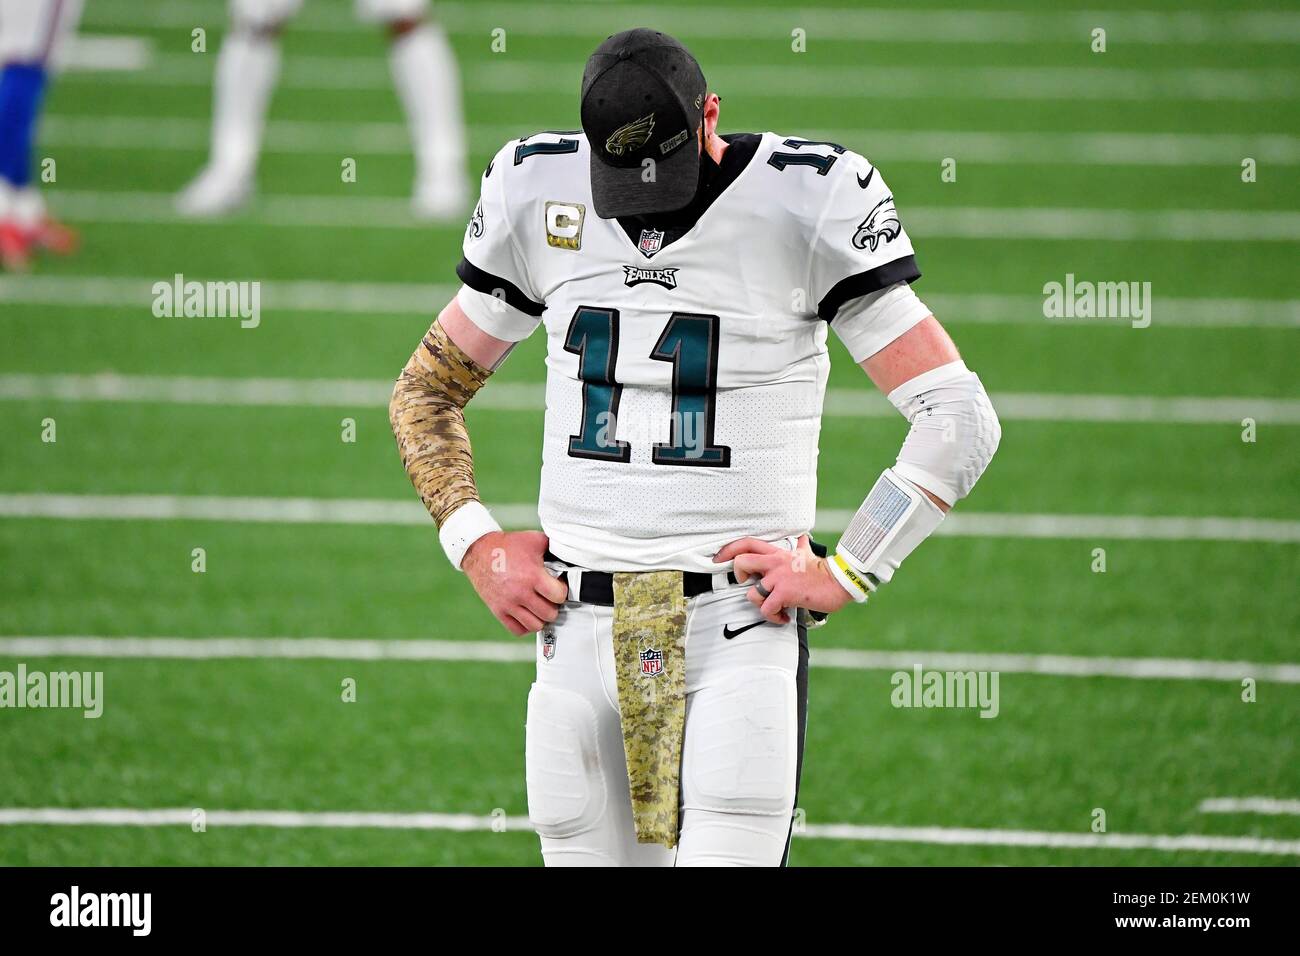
580,29,708,219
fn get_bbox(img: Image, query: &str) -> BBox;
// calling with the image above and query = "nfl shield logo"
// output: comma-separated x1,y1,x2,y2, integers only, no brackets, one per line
637,228,664,258
639,647,664,677
542,629,556,661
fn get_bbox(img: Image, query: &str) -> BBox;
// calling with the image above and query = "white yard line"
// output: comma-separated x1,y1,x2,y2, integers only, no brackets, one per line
811,648,1300,684
1073,393,1300,424
63,54,1300,102
473,62,1300,103
59,35,152,71
2,372,1297,425
794,824,1300,856
41,116,1300,168
43,190,420,229
1,636,1297,684
0,805,1295,855
0,493,1296,544
0,493,459,527
903,206,1300,242
32,190,1300,240
922,293,1300,329
0,275,446,315
6,275,1298,328
0,373,402,409
828,391,1300,426
0,807,534,832
794,129,1300,168
79,1,1300,45
868,512,1300,544
1198,797,1300,816
0,636,533,664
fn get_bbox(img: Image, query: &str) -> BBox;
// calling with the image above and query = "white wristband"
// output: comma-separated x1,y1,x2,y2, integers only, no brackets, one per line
439,500,502,570
827,552,872,603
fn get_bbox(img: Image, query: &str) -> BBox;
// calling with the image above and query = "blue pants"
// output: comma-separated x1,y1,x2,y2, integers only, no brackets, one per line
0,63,48,188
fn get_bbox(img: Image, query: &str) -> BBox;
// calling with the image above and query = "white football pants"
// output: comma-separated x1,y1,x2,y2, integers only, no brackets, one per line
0,0,83,64
526,581,809,867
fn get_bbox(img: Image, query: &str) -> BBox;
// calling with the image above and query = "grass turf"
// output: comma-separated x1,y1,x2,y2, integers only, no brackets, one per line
1,0,1296,865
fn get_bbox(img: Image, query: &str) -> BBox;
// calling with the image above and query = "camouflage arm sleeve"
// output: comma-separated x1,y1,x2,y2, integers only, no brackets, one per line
389,319,493,527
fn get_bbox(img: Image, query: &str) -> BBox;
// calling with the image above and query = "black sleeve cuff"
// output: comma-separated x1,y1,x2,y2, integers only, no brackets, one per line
455,257,545,317
817,255,921,321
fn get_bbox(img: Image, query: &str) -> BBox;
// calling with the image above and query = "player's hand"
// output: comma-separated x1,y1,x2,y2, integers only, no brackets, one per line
714,534,853,624
462,530,567,636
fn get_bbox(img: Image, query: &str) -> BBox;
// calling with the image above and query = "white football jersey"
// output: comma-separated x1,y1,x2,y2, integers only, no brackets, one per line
457,130,927,571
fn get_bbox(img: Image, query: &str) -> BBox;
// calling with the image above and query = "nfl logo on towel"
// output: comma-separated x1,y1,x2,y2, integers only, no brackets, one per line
637,228,664,258
639,647,664,677
542,628,557,661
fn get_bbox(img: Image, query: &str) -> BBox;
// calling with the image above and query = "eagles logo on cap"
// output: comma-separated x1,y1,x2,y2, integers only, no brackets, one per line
581,29,708,218
605,113,656,157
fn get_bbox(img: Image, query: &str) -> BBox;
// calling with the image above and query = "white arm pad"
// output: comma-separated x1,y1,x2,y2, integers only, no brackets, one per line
887,359,1001,507
829,361,999,602
830,469,945,601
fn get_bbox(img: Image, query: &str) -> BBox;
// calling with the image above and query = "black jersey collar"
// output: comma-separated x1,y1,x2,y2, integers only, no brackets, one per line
615,132,762,254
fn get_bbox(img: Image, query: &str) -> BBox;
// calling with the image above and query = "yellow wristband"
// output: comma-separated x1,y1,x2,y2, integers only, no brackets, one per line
831,553,873,603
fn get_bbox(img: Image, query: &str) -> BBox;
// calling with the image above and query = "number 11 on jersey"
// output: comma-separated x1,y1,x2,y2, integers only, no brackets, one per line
564,306,731,467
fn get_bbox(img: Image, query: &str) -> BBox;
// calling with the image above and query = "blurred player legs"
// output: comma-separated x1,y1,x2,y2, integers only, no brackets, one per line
386,9,469,220
0,0,82,271
177,0,468,221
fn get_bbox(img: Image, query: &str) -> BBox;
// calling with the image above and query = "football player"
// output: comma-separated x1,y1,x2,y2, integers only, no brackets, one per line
391,29,1000,866
0,0,82,271
176,0,468,220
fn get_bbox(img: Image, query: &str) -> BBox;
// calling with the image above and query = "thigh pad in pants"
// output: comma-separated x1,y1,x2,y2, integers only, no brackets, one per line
524,682,607,838
681,665,797,816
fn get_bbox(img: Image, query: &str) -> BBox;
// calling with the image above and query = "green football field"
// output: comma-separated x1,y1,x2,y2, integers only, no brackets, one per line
1,0,1297,866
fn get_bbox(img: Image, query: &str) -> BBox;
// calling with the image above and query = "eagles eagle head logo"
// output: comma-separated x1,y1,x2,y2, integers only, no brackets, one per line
852,195,902,253
605,113,656,157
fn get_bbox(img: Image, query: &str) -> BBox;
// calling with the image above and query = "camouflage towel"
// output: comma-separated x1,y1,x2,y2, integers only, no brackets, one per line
611,570,688,847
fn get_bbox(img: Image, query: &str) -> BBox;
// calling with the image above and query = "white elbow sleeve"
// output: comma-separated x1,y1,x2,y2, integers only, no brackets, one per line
888,359,1000,507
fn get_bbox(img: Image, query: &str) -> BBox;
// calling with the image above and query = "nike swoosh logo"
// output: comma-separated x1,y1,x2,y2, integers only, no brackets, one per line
857,167,875,189
722,620,770,640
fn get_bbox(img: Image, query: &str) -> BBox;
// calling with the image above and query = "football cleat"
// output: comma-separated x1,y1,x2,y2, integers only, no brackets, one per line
175,164,254,218
411,176,469,222
0,221,32,272
27,216,80,256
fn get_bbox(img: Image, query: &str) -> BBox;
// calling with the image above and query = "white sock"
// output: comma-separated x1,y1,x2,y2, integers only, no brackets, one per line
12,186,45,228
388,22,467,194
206,29,282,177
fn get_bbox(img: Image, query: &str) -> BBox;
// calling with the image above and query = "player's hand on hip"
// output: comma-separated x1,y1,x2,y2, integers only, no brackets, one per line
714,534,853,624
462,530,567,636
